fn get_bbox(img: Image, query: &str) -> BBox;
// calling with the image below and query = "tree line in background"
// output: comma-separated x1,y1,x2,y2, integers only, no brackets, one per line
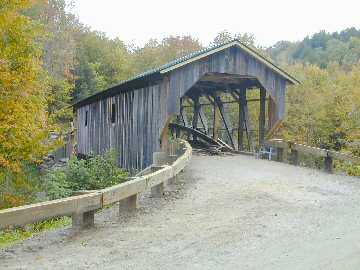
0,0,359,209
268,28,360,69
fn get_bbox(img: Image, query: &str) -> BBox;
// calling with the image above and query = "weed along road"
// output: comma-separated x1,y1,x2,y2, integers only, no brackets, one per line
2,154,360,269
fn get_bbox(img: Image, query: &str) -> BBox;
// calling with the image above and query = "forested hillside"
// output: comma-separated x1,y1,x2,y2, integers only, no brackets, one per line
268,28,360,69
0,0,359,210
267,29,360,171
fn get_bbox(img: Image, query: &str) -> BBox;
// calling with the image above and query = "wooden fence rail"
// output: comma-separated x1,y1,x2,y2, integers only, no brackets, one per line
266,139,360,172
0,140,192,231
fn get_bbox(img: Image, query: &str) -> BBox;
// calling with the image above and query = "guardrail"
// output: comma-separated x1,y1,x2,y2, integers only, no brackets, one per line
0,140,192,231
266,139,360,173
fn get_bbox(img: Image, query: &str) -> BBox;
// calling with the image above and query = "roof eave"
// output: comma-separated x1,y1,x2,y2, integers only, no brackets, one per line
72,72,162,109
160,40,300,85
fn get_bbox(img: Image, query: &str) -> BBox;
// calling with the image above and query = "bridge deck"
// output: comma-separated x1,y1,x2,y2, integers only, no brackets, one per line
2,154,360,269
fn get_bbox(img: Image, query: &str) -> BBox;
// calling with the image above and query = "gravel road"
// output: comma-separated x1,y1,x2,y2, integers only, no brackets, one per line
1,154,360,270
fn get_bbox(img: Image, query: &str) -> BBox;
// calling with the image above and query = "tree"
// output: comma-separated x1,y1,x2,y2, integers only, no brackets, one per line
73,30,133,100
268,28,360,68
0,0,54,207
27,0,78,125
131,35,203,75
212,30,255,46
275,64,360,154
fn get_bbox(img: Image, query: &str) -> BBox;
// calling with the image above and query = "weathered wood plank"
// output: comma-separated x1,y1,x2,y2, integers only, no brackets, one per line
267,139,360,164
0,193,102,229
292,143,328,157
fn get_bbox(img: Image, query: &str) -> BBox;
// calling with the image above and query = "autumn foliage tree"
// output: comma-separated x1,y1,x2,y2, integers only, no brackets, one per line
0,0,53,207
272,63,360,176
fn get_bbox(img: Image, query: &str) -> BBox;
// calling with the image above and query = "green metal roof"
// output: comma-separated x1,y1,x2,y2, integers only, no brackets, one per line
73,39,299,108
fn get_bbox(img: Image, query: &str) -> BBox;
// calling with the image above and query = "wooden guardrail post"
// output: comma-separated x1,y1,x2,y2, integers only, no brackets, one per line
167,154,178,184
324,153,333,173
151,152,167,197
290,143,299,165
72,210,95,230
119,177,138,212
119,194,138,212
70,192,102,230
277,147,284,162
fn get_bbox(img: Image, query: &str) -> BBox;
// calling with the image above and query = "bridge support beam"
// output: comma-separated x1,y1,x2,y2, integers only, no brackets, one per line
259,88,266,146
180,97,189,127
211,95,221,140
199,107,209,135
213,94,235,148
238,90,245,151
233,88,254,152
192,95,201,140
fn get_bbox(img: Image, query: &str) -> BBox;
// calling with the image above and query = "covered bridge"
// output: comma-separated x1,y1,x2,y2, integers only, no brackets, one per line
73,39,298,172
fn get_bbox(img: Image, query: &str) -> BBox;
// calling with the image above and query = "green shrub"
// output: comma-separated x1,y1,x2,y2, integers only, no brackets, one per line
42,150,128,200
42,169,72,200
336,162,360,176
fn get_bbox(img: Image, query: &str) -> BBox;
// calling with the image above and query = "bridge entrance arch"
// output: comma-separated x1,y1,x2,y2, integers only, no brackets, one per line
171,72,267,152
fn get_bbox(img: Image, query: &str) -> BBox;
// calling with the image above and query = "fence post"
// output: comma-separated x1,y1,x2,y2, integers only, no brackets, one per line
277,147,284,162
72,210,95,230
119,194,138,212
118,177,138,213
324,154,333,173
151,152,167,197
167,154,178,184
290,149,299,165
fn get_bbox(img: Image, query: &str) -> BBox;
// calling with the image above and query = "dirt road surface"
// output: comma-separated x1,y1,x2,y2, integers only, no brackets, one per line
1,154,360,269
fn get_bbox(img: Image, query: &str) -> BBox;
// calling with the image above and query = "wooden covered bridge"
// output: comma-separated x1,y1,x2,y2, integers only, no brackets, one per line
73,39,299,172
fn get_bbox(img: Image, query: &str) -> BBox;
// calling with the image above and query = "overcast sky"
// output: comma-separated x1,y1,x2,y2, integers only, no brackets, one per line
70,0,360,47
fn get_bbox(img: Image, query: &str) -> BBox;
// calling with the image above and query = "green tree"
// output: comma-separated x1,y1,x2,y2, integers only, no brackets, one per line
268,28,360,68
73,30,132,100
131,35,203,75
212,30,255,46
27,0,78,125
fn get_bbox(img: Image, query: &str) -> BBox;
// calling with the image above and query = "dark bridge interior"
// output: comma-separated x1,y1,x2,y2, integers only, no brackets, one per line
174,72,267,152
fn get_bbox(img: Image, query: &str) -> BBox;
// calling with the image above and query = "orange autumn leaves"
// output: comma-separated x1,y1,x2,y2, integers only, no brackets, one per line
0,0,52,173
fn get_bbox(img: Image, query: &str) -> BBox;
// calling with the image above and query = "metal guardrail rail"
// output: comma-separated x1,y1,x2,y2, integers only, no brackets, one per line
266,139,360,172
0,140,192,231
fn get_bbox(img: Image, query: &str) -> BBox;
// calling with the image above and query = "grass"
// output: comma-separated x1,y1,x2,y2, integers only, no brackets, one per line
0,217,71,248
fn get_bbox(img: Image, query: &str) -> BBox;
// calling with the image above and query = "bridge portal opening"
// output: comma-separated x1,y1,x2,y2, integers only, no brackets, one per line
170,72,269,152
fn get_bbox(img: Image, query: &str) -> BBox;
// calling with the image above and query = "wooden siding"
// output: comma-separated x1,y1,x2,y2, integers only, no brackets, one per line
167,46,287,122
77,82,169,172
